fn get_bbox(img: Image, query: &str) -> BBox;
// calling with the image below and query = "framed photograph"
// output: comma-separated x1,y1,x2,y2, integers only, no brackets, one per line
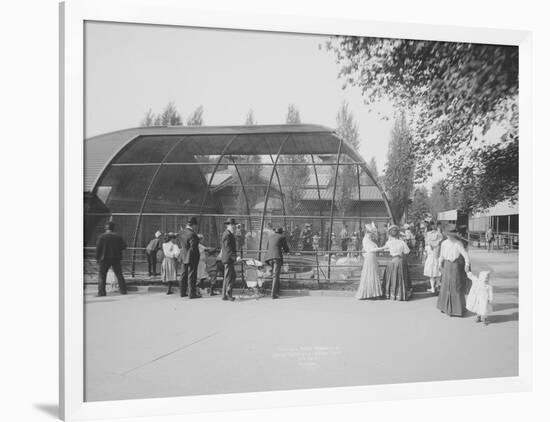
60,0,532,420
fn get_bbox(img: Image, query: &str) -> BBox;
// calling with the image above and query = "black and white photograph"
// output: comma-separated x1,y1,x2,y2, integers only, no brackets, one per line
82,19,520,403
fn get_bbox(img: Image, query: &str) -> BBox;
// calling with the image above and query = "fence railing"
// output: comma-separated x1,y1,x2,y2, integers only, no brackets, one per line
467,232,519,251
84,246,424,285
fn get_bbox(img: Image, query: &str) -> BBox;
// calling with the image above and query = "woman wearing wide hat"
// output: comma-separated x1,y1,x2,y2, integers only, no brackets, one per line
382,225,412,301
436,229,471,317
162,233,180,295
355,223,385,300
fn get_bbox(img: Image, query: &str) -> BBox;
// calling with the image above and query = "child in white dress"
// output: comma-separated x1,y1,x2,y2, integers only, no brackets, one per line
106,268,118,292
466,270,493,325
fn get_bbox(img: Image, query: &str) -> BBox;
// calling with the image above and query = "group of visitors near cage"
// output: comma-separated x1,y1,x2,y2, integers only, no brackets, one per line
95,217,289,301
94,216,494,324
353,221,493,324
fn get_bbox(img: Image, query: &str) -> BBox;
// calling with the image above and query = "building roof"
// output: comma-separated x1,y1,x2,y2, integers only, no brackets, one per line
472,200,519,217
300,186,383,201
203,172,233,192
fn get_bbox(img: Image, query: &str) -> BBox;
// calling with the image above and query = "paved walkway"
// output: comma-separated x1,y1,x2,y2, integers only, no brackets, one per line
84,250,518,402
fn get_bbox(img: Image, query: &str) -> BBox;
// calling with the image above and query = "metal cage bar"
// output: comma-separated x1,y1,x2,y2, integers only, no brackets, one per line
310,154,323,217
229,156,254,234
197,135,239,228
257,135,290,261
269,153,288,230
356,164,363,231
327,138,344,281
129,137,185,276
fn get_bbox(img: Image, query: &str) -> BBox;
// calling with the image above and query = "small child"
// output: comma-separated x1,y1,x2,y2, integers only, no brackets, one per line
466,270,493,325
312,232,320,251
204,248,221,296
106,268,118,293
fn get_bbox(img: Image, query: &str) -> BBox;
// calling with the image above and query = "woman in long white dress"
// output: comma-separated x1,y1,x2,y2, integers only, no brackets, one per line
197,234,207,282
355,224,385,300
424,223,443,293
162,233,180,295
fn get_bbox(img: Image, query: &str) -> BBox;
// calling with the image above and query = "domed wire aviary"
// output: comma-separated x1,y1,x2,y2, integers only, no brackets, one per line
84,124,395,283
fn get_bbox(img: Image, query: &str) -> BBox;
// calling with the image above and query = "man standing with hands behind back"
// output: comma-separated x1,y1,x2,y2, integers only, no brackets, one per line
95,221,128,296
221,218,240,301
179,216,201,299
265,227,290,299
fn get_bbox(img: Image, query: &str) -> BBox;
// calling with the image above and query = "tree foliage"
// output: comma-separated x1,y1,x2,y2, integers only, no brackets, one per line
186,105,204,126
336,101,360,150
279,104,308,215
233,110,262,217
245,109,256,125
409,186,431,223
334,101,361,216
367,157,379,181
140,102,182,126
429,180,450,220
325,37,519,210
383,114,415,222
285,104,301,124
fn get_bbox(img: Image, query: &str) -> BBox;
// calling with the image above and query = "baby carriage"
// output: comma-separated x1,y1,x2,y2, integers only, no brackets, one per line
240,258,267,299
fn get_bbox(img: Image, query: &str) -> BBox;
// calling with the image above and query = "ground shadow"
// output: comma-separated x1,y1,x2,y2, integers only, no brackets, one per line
33,403,58,419
238,294,299,301
84,297,127,304
489,312,519,324
409,292,438,302
492,302,519,312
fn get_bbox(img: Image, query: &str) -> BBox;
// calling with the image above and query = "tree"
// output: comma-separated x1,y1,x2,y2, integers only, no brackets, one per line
140,108,155,126
325,37,518,210
285,104,301,124
140,102,182,127
429,180,450,221
383,113,415,223
333,101,361,216
409,186,430,223
233,110,262,217
336,101,360,150
159,102,182,125
186,105,204,126
368,157,379,181
278,104,308,215
245,109,256,125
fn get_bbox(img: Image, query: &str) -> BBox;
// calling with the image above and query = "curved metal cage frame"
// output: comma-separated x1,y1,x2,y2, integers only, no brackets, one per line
84,125,395,280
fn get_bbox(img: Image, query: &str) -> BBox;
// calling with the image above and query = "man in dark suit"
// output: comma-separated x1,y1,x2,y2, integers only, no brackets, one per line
221,218,240,301
95,221,127,296
178,216,201,299
265,227,290,299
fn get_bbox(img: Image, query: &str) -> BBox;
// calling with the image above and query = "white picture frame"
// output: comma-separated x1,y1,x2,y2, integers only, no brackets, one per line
60,0,533,420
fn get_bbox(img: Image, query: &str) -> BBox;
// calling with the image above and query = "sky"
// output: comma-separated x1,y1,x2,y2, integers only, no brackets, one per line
84,21,396,171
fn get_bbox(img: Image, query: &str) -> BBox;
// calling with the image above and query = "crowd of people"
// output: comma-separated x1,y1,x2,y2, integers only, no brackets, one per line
353,221,493,324
95,217,291,301
95,217,494,323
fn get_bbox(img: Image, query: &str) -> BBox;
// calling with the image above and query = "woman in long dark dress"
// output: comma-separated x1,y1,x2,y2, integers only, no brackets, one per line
436,230,471,316
382,225,412,301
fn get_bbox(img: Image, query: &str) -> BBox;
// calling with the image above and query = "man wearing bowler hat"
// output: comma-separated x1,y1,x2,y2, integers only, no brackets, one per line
221,217,240,301
178,216,201,298
265,227,290,299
